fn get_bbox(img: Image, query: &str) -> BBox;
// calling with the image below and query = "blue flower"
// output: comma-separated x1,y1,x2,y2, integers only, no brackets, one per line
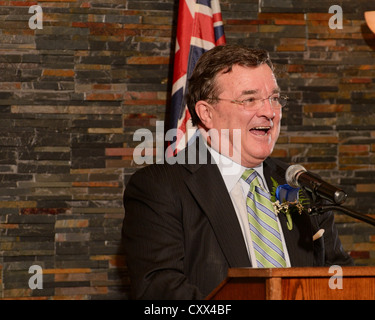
274,184,302,231
275,184,300,203
271,178,309,231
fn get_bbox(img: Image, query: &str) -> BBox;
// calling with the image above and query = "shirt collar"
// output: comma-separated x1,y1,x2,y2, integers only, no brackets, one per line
208,144,264,192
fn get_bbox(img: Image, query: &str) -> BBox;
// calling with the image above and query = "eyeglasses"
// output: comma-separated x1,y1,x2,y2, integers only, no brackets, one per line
211,95,288,111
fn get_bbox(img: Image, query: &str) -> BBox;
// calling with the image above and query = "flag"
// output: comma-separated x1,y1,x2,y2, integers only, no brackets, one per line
169,0,226,155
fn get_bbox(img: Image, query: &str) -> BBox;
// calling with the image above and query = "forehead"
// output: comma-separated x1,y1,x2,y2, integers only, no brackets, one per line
215,64,277,95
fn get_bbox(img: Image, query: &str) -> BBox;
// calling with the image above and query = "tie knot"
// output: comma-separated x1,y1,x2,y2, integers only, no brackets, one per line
241,169,259,186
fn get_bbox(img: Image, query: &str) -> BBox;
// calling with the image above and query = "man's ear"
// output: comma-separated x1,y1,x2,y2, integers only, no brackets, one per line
195,100,213,129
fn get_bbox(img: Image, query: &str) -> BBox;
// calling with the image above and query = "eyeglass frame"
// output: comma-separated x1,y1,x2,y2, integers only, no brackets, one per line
208,94,289,110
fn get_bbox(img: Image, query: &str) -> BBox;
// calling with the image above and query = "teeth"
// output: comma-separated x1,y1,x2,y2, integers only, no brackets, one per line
253,127,270,130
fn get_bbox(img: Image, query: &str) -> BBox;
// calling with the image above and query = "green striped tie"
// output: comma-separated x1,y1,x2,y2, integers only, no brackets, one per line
242,169,286,268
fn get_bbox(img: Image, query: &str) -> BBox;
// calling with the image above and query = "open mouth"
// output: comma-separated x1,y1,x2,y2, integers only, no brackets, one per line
249,126,271,136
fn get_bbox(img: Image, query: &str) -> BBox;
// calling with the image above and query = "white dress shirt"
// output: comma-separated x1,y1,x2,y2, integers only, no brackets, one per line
208,145,291,267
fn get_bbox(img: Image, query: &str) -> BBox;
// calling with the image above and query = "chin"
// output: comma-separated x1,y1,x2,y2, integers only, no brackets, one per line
246,147,273,159
241,153,269,168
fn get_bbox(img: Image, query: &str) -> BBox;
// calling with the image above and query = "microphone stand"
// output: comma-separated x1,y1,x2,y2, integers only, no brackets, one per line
303,188,375,227
310,205,375,227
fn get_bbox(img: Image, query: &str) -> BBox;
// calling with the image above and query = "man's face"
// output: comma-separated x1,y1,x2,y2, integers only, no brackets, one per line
203,64,282,168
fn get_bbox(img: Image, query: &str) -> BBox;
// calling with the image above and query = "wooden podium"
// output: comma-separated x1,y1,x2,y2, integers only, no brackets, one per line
207,267,375,300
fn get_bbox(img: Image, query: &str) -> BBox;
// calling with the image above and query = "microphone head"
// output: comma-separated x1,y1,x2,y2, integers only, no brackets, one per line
285,164,307,188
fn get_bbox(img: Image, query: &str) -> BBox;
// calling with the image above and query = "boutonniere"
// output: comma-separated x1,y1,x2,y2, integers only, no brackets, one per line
270,177,309,231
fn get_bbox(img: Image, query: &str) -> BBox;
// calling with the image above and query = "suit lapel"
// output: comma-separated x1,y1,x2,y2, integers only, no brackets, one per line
182,143,251,268
263,158,314,267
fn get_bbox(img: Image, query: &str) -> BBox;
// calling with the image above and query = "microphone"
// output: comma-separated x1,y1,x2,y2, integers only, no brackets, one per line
285,164,347,205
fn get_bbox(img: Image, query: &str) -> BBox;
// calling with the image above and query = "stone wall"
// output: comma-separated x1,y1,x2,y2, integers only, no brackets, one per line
1,0,375,299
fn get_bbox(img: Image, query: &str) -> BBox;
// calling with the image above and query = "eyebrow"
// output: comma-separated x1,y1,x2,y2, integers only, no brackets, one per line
240,88,281,96
240,90,258,96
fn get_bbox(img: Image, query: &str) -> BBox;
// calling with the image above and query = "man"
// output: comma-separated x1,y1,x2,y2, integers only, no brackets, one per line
122,44,353,300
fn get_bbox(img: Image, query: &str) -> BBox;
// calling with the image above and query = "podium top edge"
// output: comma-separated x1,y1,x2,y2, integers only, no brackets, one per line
227,266,375,278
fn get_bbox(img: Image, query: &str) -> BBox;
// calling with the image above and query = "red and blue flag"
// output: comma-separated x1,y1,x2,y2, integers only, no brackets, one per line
169,0,226,154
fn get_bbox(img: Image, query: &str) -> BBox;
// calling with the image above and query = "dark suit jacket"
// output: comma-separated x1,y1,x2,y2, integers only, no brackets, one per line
122,140,353,299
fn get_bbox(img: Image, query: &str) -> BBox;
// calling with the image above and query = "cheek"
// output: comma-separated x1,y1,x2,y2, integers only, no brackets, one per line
275,110,282,122
274,115,282,134
211,108,229,127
